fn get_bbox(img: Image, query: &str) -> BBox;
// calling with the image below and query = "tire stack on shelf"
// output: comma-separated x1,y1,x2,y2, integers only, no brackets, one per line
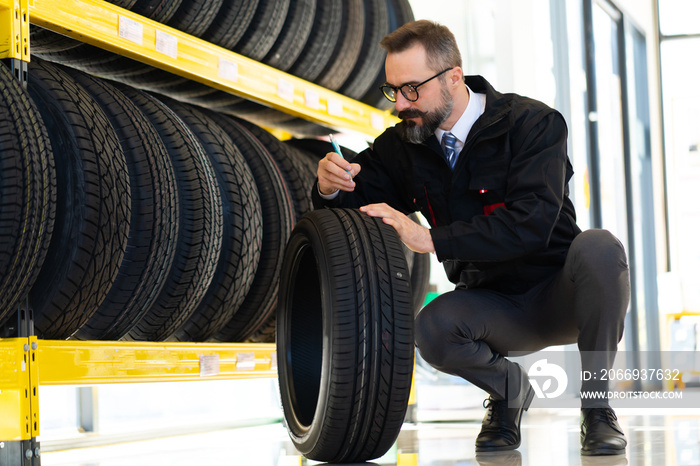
29,0,414,136
0,0,429,344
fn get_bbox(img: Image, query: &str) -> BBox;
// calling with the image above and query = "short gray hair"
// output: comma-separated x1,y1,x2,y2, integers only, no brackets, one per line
380,20,462,73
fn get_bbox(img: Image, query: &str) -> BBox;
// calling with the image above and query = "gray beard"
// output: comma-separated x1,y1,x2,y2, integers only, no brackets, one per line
397,87,454,144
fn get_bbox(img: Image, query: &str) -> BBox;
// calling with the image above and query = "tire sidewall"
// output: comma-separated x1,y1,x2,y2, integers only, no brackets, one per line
276,217,334,455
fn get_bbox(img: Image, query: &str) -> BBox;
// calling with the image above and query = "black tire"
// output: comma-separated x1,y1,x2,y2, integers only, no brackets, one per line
232,118,314,223
157,99,263,342
315,0,364,91
116,87,223,341
26,59,131,339
230,120,318,343
285,137,359,163
213,116,294,343
261,116,333,138
201,0,260,50
287,0,343,83
160,86,244,111
233,0,290,61
108,67,191,94
108,0,139,7
285,137,430,315
262,0,316,72
410,247,431,314
64,70,179,341
339,0,390,100
277,208,414,463
0,62,56,326
360,0,415,110
130,0,183,24
167,0,224,37
29,26,82,54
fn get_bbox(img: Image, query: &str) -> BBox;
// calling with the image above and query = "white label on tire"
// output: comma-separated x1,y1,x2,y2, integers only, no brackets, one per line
118,16,143,45
199,354,220,377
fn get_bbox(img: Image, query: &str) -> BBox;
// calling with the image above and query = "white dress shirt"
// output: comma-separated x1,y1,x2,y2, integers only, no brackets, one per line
434,84,486,165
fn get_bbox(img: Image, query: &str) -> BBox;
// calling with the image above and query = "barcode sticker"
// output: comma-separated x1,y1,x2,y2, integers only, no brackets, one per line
236,352,256,371
199,354,220,377
278,78,295,102
155,30,177,58
118,16,143,45
219,58,239,82
327,99,344,117
305,89,320,110
371,113,385,130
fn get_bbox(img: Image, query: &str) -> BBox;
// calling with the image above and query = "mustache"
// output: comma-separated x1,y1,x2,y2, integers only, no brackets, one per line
398,109,427,120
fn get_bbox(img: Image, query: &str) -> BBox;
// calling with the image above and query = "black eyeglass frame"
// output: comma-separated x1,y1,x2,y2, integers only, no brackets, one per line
379,68,453,103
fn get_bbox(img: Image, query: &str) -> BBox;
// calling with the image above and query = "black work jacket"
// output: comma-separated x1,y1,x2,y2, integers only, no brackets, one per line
312,75,581,293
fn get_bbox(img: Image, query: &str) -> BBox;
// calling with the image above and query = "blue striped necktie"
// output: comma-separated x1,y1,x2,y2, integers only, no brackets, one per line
441,131,458,170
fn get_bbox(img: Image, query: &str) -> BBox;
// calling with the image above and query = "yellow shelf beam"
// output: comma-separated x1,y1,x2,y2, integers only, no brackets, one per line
37,340,277,385
0,336,276,443
16,0,398,138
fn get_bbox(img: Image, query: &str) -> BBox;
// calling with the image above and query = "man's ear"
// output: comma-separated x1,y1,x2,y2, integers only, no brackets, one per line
449,67,463,87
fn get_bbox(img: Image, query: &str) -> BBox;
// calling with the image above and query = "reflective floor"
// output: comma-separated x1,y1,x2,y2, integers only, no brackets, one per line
40,409,700,466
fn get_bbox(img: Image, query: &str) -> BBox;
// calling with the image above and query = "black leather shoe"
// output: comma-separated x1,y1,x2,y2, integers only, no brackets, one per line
475,365,535,452
580,407,627,456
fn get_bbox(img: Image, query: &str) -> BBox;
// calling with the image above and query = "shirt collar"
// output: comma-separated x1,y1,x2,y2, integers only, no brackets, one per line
435,84,486,148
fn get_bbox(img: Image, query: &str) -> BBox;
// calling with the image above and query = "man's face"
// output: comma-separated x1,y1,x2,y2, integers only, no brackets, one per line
385,45,454,144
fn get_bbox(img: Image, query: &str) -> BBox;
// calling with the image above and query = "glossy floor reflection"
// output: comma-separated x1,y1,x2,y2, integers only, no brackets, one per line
40,408,700,466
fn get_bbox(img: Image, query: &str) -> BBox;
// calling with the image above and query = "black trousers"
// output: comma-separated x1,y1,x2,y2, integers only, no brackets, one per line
415,229,630,407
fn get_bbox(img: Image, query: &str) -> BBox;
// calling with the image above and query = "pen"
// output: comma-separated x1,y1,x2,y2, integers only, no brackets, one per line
329,134,352,178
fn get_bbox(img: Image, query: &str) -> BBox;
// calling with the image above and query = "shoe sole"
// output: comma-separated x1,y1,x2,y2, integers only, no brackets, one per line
475,386,536,453
580,447,626,456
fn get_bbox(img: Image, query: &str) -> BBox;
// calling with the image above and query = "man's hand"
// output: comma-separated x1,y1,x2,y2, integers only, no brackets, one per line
317,152,362,195
360,203,435,254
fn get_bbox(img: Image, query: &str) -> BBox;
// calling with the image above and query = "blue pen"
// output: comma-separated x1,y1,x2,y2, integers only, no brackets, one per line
329,134,352,178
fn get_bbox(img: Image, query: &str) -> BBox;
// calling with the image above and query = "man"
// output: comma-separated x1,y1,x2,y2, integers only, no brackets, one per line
313,20,629,456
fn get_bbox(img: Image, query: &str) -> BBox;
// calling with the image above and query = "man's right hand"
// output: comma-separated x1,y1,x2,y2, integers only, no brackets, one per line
317,152,361,195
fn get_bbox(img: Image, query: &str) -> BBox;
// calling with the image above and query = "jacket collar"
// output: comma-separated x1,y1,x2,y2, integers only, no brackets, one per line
464,75,513,131
405,75,513,153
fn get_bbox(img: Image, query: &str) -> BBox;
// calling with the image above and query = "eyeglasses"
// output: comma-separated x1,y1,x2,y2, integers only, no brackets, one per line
380,68,453,103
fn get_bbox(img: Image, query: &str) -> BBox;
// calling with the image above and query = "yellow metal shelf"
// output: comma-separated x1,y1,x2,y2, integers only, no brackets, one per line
0,0,402,457
0,337,39,442
0,337,277,440
2,0,399,138
37,340,277,385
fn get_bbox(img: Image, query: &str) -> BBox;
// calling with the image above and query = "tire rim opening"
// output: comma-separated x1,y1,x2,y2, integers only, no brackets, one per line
288,243,323,428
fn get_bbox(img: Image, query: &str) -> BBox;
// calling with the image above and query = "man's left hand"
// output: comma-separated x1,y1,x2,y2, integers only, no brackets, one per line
359,203,435,254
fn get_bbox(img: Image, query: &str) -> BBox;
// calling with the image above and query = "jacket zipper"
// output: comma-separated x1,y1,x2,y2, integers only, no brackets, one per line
462,113,508,157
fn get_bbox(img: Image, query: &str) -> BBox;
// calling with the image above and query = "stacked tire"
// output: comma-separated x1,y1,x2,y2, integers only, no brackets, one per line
1,1,431,460
1,57,429,341
0,59,276,341
0,63,55,333
29,0,414,136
